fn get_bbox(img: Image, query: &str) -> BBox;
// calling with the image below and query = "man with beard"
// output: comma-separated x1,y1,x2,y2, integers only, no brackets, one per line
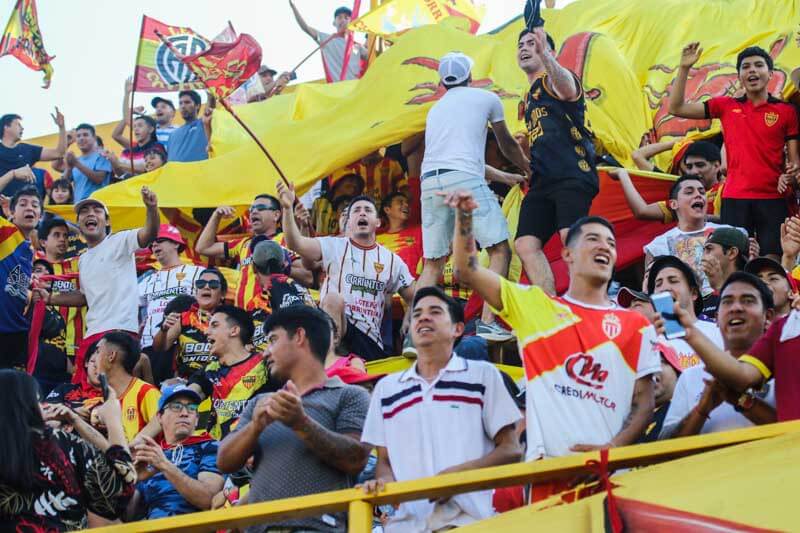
167,90,208,163
150,97,177,149
63,123,112,202
670,44,800,259
33,187,160,384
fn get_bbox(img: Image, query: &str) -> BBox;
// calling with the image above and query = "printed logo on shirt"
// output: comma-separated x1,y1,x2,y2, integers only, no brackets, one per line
345,274,386,296
5,265,29,300
564,352,609,390
176,272,186,281
765,111,778,127
602,313,622,340
242,375,257,389
52,279,76,292
185,342,212,354
374,262,384,274
280,293,304,307
126,406,136,421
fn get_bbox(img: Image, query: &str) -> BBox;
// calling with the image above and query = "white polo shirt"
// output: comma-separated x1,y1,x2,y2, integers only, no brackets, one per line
361,355,521,532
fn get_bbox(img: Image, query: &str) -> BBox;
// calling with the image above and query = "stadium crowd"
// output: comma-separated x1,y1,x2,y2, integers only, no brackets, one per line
1,6,800,532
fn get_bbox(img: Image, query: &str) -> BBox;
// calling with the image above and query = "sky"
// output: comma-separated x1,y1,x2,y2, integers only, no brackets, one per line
1,0,575,138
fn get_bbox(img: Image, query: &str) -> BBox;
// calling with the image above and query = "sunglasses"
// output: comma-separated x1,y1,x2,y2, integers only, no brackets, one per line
195,279,222,289
249,204,279,213
164,402,199,414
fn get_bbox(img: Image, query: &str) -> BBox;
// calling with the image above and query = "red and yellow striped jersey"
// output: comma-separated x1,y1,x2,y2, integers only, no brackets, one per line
376,226,422,275
36,253,86,358
119,377,160,442
492,278,659,459
331,157,407,205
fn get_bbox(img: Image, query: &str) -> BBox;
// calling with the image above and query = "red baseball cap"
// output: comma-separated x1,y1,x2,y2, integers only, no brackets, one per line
153,224,186,248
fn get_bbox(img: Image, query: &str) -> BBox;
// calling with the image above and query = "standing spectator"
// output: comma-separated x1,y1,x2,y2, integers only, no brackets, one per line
129,383,223,519
289,2,368,82
647,255,724,368
449,191,659,501
701,227,750,294
249,66,292,102
0,370,135,531
151,97,177,149
37,217,86,362
153,269,225,379
34,187,159,384
0,110,66,198
660,273,777,437
515,29,599,296
96,331,161,442
745,257,795,318
64,123,112,202
139,224,204,382
110,79,161,175
360,287,521,531
669,43,800,258
279,182,415,361
217,305,371,533
0,185,41,368
167,91,208,163
418,51,529,342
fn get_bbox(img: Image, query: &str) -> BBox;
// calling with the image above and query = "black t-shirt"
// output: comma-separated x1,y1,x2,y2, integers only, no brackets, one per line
0,142,43,196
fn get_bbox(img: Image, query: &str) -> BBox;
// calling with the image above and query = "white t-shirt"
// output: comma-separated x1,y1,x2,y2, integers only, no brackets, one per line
319,237,413,347
644,222,746,295
656,319,724,371
361,356,521,532
79,230,141,337
421,86,506,178
138,264,204,349
660,364,776,438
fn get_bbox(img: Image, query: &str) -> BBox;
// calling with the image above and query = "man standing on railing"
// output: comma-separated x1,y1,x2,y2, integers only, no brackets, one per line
360,287,522,531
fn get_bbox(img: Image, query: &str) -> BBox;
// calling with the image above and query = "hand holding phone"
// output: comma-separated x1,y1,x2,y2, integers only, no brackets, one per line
651,292,686,339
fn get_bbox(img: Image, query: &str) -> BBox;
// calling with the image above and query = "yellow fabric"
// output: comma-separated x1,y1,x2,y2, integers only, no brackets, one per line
36,0,800,229
500,185,524,283
350,0,486,38
119,378,161,442
365,356,525,381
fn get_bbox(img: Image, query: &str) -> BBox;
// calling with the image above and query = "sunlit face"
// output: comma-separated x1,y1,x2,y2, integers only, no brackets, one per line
50,185,72,205
151,238,180,264
3,118,23,141
333,12,351,33
517,31,543,74
154,102,175,125
86,350,101,388
194,273,224,311
755,267,791,315
206,311,238,356
42,225,69,258
703,241,732,268
77,204,108,242
410,295,463,348
263,327,296,380
718,281,769,351
347,199,380,239
75,128,96,153
132,117,154,144
10,194,42,233
383,195,409,224
738,55,772,94
669,179,706,223
179,95,199,121
144,152,165,172
683,155,719,188
653,267,696,313
249,198,280,235
563,223,617,284
158,396,199,440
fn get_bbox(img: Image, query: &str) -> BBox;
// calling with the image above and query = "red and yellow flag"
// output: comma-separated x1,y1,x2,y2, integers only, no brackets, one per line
133,15,210,92
180,34,262,100
350,0,485,38
0,0,53,88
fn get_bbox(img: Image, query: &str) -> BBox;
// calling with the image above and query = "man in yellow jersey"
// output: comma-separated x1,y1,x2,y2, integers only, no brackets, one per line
448,190,659,502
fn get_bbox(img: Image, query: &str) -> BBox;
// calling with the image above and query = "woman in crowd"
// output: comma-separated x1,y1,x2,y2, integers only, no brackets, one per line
47,177,74,205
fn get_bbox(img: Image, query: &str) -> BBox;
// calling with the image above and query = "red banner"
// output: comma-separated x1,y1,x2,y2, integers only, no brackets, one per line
180,33,262,100
133,15,209,92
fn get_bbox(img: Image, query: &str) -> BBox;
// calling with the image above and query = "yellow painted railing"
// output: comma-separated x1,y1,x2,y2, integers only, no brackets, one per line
93,420,800,532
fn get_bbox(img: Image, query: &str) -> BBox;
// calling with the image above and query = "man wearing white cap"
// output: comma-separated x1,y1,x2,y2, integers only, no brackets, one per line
33,187,160,384
418,51,530,342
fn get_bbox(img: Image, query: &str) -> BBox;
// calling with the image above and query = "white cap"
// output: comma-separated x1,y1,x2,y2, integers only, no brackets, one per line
438,52,474,85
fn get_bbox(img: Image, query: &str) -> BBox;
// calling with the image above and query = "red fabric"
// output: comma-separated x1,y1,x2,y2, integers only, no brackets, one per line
493,485,525,513
180,33,263,100
27,300,46,374
707,96,799,199
158,432,214,450
614,496,773,532
745,314,800,421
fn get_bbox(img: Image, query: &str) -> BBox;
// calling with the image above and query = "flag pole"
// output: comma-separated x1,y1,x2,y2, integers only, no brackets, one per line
129,14,146,175
264,33,336,99
154,30,291,187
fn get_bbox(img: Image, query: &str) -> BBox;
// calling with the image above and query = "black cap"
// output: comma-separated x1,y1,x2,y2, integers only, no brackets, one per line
151,96,175,110
647,255,703,317
37,216,69,241
334,6,352,18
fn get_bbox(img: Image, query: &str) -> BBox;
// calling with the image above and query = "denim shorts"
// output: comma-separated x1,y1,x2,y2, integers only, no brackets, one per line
421,170,509,259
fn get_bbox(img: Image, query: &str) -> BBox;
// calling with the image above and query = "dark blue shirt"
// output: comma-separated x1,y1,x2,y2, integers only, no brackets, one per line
0,142,43,196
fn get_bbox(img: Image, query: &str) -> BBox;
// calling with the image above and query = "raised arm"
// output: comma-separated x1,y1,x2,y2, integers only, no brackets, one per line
492,121,532,178
152,312,181,352
609,168,669,221
780,216,800,270
668,43,708,119
112,79,134,149
289,0,319,40
276,180,322,262
446,190,503,311
631,140,676,172
533,28,579,101
195,206,235,258
137,187,160,248
40,107,67,161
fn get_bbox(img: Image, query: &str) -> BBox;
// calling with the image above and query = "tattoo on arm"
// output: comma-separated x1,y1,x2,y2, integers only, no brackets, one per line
543,54,577,97
294,417,368,473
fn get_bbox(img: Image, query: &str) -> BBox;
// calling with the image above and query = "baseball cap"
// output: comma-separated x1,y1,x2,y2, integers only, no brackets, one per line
616,287,651,308
438,52,474,85
151,96,175,110
258,65,277,77
251,240,286,275
153,224,186,248
655,340,684,374
157,382,202,412
745,256,798,293
707,227,749,259
647,255,703,317
74,197,109,217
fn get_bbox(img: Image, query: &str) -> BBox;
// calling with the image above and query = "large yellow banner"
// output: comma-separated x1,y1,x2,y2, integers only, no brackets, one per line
46,0,800,228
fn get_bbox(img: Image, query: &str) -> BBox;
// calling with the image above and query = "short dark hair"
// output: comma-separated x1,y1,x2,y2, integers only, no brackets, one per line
334,6,352,18
381,191,407,217
198,267,228,295
102,331,141,374
254,194,280,210
214,304,254,345
564,216,615,248
669,174,704,201
48,178,74,204
412,286,465,324
736,46,773,72
133,114,157,130
37,216,69,241
179,90,202,106
683,141,721,164
264,306,331,363
518,29,556,52
144,144,167,161
0,114,21,134
347,195,378,216
75,123,96,137
10,185,41,211
720,271,775,310
33,258,54,275
443,78,471,90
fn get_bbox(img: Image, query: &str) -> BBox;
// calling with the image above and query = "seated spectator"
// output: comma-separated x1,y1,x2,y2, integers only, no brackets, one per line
218,305,371,532
647,255,724,367
701,227,750,295
644,175,745,296
150,96,177,149
0,110,66,198
745,257,795,318
279,182,415,361
249,240,314,353
129,383,223,519
360,287,522,531
312,173,365,237
167,91,208,163
153,268,226,379
1,370,135,531
660,273,777,437
45,341,103,423
64,123,112,202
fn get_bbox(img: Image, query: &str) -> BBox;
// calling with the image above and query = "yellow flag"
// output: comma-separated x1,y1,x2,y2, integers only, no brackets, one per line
349,0,485,38
0,0,53,88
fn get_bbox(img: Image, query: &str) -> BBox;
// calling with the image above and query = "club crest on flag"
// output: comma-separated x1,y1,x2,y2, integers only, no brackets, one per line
602,313,621,340
764,111,778,127
155,33,208,86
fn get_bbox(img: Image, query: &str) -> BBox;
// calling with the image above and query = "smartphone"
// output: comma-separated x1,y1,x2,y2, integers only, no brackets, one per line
99,374,109,401
651,292,686,339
